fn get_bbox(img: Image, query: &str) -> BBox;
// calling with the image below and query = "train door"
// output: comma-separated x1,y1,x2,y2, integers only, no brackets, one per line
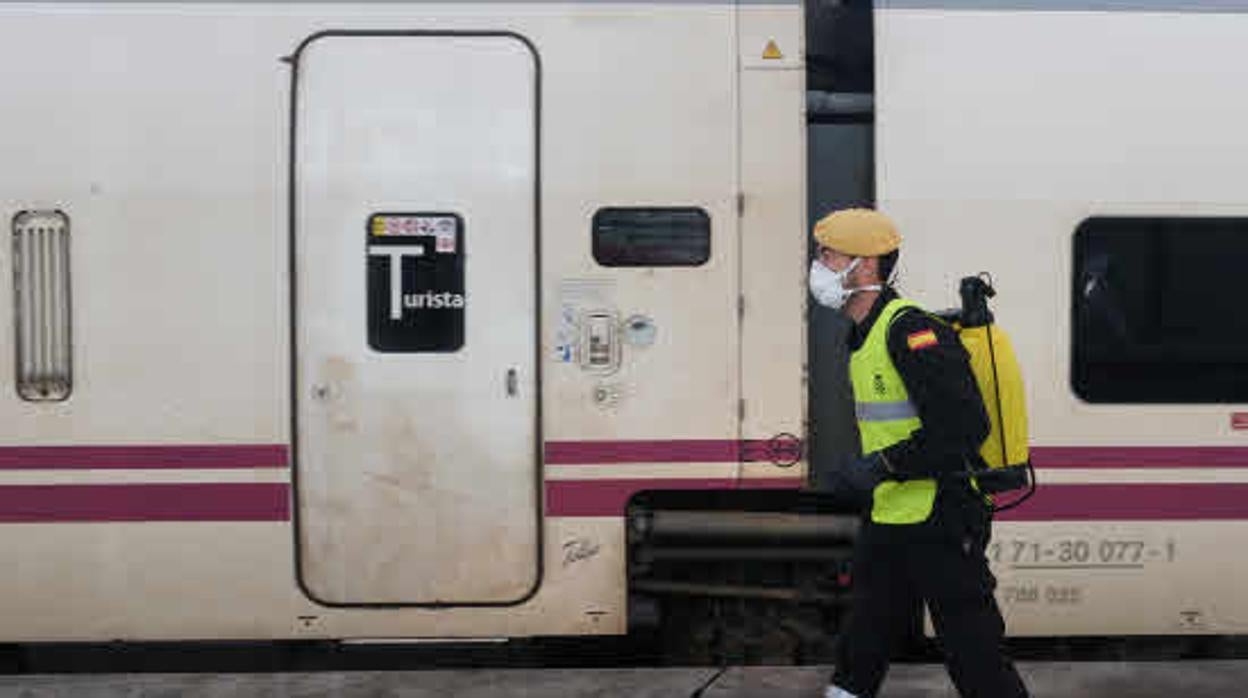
290,33,540,605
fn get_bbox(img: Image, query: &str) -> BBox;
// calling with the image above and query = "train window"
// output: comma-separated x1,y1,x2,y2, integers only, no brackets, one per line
12,210,73,402
1072,217,1248,402
366,213,465,353
592,207,711,267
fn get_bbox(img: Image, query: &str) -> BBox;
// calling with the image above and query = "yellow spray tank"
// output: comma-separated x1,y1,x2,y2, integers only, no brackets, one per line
951,275,1035,510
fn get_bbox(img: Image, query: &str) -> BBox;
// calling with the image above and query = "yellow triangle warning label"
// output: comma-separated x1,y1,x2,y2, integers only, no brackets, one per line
762,39,784,60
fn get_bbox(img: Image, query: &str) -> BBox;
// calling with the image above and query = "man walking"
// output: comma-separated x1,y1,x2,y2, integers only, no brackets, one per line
809,209,1029,698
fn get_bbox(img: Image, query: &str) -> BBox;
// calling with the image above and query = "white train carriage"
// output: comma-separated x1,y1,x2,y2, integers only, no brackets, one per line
2,0,1248,650
876,0,1248,637
1,0,806,642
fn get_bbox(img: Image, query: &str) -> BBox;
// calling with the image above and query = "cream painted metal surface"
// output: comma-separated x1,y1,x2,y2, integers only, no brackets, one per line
0,517,624,641
737,4,806,483
294,34,539,605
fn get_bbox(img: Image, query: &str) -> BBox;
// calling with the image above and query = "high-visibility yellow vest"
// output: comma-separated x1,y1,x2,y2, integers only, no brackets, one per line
850,298,938,525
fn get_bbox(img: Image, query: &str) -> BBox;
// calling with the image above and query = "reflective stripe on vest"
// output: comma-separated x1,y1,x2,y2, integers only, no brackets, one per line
850,298,938,525
855,400,919,423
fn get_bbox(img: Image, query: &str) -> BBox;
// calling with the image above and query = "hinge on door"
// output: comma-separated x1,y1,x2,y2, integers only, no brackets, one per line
738,295,746,319
738,398,746,421
737,192,745,217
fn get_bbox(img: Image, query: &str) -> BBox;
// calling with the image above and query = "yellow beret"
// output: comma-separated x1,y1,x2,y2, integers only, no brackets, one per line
812,209,901,257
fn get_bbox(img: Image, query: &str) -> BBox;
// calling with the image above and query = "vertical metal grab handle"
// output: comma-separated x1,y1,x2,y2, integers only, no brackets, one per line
506,368,518,397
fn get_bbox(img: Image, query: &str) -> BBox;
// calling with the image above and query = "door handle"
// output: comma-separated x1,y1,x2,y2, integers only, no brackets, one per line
506,368,518,397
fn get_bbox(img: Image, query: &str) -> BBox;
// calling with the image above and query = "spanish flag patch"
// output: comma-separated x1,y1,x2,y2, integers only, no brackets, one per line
906,329,938,351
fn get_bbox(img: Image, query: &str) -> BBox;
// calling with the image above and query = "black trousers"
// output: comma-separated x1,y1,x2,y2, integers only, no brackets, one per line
831,490,1029,698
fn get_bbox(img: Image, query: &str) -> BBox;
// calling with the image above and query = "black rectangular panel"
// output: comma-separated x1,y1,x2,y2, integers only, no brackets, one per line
366,213,465,353
592,207,711,267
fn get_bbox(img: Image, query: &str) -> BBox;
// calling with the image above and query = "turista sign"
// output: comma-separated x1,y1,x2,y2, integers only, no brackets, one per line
366,213,465,353
403,291,466,310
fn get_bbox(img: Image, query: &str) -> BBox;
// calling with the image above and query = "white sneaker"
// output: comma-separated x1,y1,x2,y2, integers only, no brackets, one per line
825,686,860,698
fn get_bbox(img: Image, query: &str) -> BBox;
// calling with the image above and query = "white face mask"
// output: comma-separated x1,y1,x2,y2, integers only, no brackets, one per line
808,257,881,310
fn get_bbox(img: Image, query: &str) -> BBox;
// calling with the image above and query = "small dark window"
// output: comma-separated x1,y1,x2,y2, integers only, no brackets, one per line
366,213,464,353
1072,217,1248,402
592,207,710,267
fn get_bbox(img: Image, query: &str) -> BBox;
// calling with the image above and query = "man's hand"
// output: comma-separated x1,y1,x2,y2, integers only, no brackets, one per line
841,452,892,494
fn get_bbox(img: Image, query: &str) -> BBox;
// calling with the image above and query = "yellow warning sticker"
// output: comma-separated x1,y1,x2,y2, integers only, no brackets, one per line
762,39,783,60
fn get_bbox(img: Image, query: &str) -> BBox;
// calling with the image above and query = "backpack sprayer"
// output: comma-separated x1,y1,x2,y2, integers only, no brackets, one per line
941,274,1036,513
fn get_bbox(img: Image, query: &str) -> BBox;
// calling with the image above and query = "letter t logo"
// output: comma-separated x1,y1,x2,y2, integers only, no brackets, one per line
367,245,425,320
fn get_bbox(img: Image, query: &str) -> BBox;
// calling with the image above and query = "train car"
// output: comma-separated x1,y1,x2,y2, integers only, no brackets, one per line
0,0,806,644
3,0,1248,658
875,0,1248,639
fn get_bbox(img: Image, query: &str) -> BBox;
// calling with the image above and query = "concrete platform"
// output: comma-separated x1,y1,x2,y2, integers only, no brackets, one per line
0,661,1243,697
